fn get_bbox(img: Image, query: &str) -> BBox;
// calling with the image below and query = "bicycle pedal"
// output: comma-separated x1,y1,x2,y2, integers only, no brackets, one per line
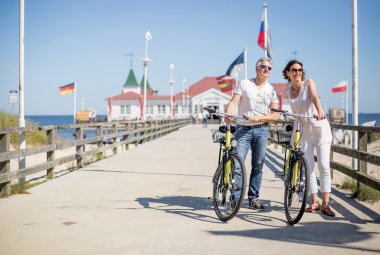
275,172,285,179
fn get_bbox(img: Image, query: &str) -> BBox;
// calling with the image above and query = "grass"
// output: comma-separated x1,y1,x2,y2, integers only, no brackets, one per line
10,180,47,195
0,110,46,147
341,177,380,203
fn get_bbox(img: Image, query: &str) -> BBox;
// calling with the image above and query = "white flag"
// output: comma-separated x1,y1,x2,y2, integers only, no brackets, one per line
145,31,152,41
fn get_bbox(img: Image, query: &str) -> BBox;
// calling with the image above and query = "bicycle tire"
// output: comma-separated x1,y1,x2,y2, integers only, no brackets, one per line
213,153,246,221
284,153,309,225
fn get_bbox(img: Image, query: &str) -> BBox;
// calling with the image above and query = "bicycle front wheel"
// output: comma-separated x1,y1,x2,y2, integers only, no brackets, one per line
213,153,246,221
284,154,309,225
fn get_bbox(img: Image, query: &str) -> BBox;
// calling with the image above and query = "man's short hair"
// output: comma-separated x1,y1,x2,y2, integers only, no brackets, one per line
255,57,272,67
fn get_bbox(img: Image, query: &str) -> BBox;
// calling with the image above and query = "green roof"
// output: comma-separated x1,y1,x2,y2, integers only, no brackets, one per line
122,69,139,87
140,74,152,91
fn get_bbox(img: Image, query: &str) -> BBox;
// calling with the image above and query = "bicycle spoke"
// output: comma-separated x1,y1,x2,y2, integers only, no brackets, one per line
213,154,246,221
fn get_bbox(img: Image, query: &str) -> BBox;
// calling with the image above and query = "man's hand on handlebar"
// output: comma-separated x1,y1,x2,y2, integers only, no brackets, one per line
224,115,233,124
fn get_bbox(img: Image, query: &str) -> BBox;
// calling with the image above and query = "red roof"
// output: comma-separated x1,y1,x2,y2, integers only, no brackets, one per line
110,77,287,101
110,91,170,100
271,83,288,98
174,76,233,98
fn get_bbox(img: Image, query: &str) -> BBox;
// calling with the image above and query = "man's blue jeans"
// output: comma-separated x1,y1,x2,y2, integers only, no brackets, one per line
233,126,268,202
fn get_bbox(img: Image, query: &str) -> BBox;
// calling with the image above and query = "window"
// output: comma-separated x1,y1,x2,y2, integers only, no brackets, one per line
125,105,130,114
120,105,125,115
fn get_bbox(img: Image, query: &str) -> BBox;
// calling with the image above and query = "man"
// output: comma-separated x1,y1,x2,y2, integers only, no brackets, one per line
202,110,209,128
225,57,279,210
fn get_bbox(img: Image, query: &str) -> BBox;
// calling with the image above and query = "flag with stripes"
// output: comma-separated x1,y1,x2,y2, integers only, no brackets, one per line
59,83,75,95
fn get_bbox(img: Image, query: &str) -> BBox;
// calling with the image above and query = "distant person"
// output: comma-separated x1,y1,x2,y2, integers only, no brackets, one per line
197,112,203,125
202,110,209,128
282,60,335,217
192,114,197,125
224,57,279,210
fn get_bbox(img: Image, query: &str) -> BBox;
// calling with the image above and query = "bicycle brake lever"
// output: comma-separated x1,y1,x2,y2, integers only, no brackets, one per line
243,114,249,120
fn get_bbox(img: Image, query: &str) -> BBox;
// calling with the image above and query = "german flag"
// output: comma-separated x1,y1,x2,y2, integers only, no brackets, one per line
217,76,235,92
59,83,75,95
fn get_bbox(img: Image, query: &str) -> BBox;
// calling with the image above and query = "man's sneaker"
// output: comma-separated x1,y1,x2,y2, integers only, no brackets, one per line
249,199,265,210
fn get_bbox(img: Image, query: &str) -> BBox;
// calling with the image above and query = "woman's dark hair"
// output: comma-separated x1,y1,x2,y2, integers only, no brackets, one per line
282,60,306,81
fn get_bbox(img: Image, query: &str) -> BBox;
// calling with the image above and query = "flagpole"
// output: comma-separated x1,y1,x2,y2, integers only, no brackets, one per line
352,0,358,170
19,0,26,185
244,47,248,80
346,80,348,124
263,0,268,58
73,82,77,124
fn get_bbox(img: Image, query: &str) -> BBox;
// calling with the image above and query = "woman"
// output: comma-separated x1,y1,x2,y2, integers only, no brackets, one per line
282,60,335,217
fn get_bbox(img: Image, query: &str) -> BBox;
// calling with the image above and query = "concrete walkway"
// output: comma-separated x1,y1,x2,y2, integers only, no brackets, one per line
0,124,379,255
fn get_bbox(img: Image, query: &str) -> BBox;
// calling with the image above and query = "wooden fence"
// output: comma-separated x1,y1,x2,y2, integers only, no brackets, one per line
269,121,380,192
0,118,191,197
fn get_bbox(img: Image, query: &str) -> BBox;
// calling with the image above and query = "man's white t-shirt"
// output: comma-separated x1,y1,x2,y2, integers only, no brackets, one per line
234,78,279,126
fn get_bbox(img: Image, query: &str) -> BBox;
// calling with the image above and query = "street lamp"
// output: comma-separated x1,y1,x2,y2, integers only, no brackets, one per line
169,64,175,118
186,87,190,115
142,31,152,121
182,78,186,116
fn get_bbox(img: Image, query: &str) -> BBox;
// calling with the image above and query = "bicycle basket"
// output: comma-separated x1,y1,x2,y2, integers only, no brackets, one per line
277,130,292,144
211,129,225,143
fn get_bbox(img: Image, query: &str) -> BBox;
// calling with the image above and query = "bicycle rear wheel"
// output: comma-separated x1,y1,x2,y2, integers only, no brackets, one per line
213,153,246,221
284,154,309,225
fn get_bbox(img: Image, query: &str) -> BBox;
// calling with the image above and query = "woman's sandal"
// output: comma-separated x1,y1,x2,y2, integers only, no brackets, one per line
305,202,321,213
321,203,336,217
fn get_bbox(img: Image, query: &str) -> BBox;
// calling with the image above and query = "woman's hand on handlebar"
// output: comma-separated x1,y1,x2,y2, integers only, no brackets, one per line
316,111,325,120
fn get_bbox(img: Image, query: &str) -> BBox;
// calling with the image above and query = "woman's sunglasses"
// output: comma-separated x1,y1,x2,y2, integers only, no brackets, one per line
290,68,303,73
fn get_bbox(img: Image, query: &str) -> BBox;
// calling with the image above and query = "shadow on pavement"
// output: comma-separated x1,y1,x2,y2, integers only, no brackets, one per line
135,195,223,224
208,221,380,253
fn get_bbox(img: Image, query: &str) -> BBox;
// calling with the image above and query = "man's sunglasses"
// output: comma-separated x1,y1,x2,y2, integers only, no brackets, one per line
291,68,303,73
259,64,272,71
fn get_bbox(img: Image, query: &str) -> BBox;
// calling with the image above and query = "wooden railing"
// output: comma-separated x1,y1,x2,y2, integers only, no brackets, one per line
269,121,380,192
0,118,191,197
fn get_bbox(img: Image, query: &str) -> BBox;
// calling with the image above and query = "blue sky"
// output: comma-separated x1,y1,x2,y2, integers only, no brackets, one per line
0,0,379,115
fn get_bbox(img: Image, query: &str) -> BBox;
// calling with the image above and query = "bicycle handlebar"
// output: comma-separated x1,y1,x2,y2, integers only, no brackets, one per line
271,108,317,119
203,107,248,120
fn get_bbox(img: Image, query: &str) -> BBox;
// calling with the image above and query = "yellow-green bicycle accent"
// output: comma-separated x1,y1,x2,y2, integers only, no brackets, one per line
272,108,316,225
205,107,247,222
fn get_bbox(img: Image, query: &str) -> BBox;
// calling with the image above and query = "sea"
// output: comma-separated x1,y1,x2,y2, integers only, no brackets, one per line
25,115,107,141
25,113,380,141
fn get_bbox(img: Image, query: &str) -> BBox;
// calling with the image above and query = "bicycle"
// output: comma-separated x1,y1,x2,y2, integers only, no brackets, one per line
204,107,247,221
271,108,316,225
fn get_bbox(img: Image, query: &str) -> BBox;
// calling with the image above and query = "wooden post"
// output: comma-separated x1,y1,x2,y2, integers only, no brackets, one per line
0,133,11,197
358,130,367,174
113,124,117,155
330,126,334,180
76,127,84,168
124,123,130,150
96,125,103,159
46,129,55,179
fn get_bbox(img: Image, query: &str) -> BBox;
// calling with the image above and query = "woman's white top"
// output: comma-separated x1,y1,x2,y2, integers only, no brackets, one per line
285,79,332,145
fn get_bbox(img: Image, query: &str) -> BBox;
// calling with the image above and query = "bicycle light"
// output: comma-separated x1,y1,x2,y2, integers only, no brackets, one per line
231,139,238,147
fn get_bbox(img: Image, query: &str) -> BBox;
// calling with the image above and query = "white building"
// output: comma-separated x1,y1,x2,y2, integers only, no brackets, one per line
107,68,289,121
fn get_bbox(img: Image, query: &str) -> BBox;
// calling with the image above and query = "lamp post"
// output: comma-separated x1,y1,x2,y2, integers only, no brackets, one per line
186,87,190,115
169,64,175,118
142,31,152,121
182,78,186,116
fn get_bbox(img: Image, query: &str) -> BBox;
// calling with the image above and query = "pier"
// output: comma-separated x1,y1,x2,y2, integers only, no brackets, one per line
0,124,379,255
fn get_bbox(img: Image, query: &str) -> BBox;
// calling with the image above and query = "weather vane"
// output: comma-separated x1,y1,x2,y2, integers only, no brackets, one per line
125,52,133,68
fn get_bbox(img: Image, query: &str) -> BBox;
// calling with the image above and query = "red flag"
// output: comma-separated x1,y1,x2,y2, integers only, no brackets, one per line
108,97,112,116
257,11,272,59
331,80,348,93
